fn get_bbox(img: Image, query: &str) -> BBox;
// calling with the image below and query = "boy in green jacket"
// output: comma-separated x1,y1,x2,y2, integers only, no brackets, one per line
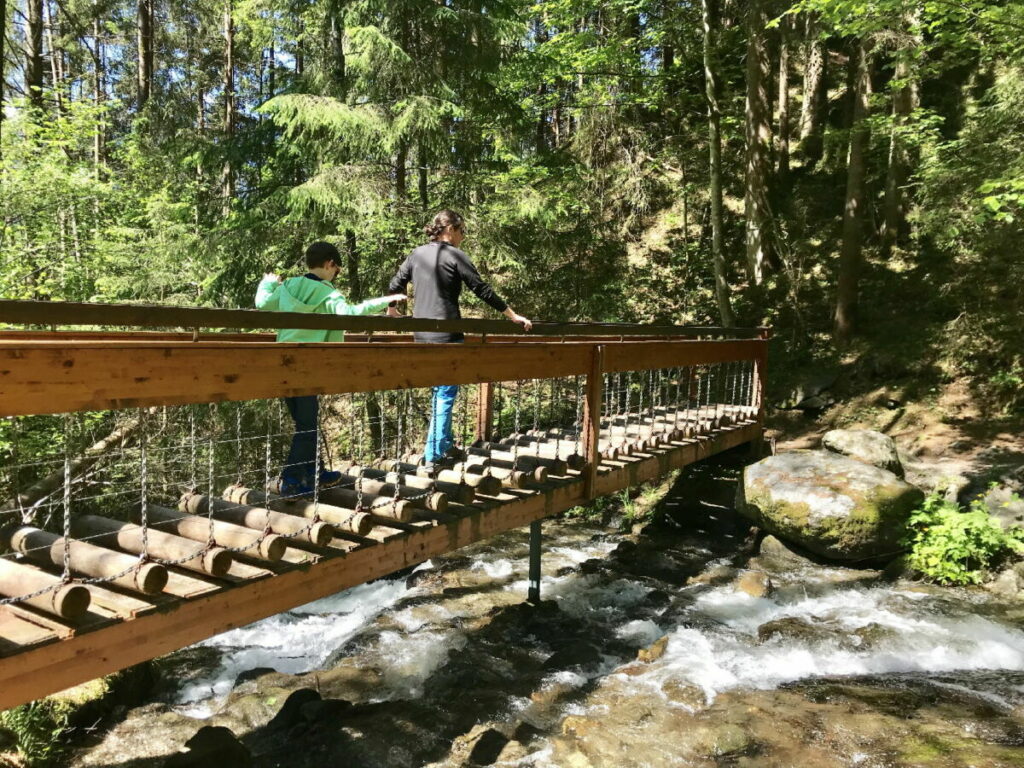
256,241,407,495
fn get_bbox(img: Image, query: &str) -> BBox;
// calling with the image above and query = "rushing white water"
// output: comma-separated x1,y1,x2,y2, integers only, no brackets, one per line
171,528,1024,726
175,574,413,716
585,573,1024,707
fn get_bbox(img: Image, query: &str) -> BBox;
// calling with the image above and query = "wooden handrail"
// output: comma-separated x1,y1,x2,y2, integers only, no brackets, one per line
0,299,764,338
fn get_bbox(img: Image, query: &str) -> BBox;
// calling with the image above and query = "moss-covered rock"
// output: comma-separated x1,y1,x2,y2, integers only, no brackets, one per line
739,451,923,561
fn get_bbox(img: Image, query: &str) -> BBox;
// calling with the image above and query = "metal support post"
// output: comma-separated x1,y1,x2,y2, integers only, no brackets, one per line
528,520,542,603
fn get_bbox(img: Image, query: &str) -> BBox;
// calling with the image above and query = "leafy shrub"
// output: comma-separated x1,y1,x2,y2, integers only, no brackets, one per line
902,493,1024,585
0,700,71,767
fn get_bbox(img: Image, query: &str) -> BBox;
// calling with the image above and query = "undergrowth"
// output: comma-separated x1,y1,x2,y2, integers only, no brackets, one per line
902,492,1024,585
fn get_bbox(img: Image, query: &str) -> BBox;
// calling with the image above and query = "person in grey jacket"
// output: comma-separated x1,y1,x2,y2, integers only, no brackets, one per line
388,210,532,470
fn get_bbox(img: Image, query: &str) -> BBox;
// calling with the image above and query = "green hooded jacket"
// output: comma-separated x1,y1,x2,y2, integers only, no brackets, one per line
255,275,392,342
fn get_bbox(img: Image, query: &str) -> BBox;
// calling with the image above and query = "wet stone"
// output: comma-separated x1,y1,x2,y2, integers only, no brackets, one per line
636,635,669,663
164,726,252,768
734,569,773,598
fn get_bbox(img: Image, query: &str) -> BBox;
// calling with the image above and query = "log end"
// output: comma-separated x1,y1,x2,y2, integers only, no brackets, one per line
204,547,233,577
310,522,336,547
53,583,92,619
351,512,374,537
137,563,169,594
260,534,287,561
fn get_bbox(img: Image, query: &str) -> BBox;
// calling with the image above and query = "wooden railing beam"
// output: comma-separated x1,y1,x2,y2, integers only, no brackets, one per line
0,299,763,339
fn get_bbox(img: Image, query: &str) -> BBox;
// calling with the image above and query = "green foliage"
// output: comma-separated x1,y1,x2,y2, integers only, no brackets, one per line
0,700,71,767
902,492,1024,585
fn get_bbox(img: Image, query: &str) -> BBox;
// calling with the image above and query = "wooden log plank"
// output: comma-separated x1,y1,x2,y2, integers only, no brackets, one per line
134,504,284,561
223,485,373,536
179,492,334,547
1,527,167,595
0,558,91,619
71,515,232,577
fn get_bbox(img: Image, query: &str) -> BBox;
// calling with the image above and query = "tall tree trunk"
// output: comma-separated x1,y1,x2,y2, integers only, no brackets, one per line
222,0,235,212
268,42,275,97
137,0,153,106
777,15,791,181
26,0,45,111
92,3,105,175
702,0,735,328
0,0,6,153
329,9,345,96
395,141,408,200
295,18,305,75
881,12,920,256
44,0,64,114
834,39,872,345
418,142,428,211
798,14,826,165
345,230,360,301
744,0,773,287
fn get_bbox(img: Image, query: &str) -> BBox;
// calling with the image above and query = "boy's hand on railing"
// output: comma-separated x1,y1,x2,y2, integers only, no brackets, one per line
386,306,403,318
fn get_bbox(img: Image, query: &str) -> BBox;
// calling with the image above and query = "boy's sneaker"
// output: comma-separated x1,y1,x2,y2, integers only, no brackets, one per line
278,474,313,497
317,469,343,488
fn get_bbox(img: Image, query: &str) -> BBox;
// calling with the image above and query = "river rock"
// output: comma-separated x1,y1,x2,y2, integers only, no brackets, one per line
756,534,818,571
986,567,1023,600
451,724,509,766
734,570,773,598
822,429,904,477
980,486,1024,531
164,726,252,768
739,451,924,562
637,635,669,663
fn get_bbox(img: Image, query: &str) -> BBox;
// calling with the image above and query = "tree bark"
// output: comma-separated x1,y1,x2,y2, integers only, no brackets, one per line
777,14,791,180
744,0,773,287
834,39,872,345
418,142,429,211
222,0,235,211
881,13,920,256
702,0,735,328
45,0,64,114
0,0,6,152
92,3,105,174
26,0,45,111
798,14,826,165
137,0,154,106
395,140,408,200
345,229,360,301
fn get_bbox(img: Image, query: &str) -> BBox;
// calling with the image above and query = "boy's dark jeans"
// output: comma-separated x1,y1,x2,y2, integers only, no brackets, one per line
284,395,319,482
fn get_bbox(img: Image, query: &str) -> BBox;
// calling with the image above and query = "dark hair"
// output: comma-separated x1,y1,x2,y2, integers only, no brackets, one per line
305,241,341,269
424,210,465,241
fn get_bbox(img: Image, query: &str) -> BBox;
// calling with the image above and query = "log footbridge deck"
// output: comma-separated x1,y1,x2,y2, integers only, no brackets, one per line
0,300,768,710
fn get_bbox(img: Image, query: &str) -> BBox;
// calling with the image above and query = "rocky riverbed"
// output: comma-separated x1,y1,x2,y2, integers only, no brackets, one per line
69,450,1024,768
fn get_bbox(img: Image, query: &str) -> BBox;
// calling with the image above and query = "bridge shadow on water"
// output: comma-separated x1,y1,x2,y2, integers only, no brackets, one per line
77,448,759,768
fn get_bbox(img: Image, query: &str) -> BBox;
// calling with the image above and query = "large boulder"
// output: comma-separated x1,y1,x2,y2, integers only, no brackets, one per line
822,429,904,477
739,451,924,562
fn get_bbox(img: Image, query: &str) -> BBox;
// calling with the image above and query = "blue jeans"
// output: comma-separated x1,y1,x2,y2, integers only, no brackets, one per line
284,395,319,482
424,385,460,463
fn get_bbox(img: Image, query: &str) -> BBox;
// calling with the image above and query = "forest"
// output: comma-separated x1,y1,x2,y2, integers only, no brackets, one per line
0,0,1021,412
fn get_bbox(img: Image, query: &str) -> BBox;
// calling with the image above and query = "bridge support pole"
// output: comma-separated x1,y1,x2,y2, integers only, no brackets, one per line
583,345,605,500
477,382,494,443
528,520,542,603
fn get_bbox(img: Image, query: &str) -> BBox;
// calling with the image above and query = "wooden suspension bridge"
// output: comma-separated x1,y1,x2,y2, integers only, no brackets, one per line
0,299,769,711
